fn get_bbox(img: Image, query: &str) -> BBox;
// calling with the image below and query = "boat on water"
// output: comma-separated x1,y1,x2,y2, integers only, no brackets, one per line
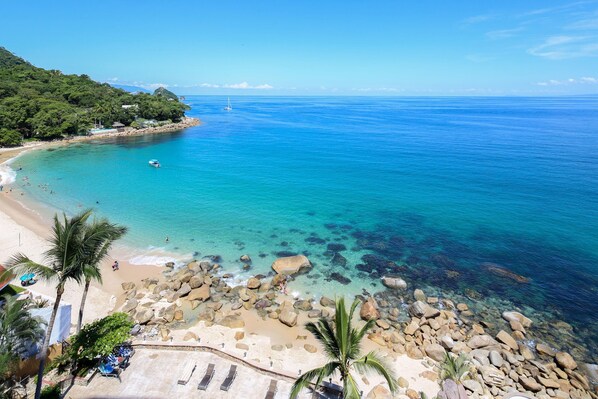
224,97,232,111
149,159,160,168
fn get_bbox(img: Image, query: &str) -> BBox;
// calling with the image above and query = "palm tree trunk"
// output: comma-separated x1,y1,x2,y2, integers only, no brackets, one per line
77,278,91,334
34,284,64,399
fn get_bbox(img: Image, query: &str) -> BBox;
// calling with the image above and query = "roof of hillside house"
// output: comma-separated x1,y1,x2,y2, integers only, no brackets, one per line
112,122,125,128
0,265,13,292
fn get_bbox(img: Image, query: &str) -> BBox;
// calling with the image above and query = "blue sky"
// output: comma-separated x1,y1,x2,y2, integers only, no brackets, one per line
1,1,598,95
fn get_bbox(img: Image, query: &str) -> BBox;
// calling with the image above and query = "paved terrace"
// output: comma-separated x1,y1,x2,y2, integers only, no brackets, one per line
66,345,313,399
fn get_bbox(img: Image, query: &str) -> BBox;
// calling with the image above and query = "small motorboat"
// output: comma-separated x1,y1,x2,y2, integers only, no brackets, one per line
148,159,160,168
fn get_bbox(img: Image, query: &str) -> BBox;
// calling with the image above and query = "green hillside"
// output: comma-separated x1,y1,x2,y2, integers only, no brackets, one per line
153,86,179,100
0,47,189,146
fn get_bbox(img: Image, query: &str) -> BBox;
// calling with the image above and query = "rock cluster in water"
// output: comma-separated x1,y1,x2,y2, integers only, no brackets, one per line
118,255,597,399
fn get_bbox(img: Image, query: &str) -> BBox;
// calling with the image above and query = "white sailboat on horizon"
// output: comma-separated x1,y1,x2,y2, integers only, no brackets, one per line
224,97,232,111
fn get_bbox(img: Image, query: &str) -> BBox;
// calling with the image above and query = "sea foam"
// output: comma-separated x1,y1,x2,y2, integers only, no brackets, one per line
0,164,16,185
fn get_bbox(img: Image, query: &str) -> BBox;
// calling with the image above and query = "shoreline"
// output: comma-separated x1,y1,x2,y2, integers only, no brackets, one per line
2,116,597,397
0,117,201,172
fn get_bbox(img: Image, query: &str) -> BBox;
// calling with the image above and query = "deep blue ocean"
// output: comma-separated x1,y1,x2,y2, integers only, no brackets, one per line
11,96,598,357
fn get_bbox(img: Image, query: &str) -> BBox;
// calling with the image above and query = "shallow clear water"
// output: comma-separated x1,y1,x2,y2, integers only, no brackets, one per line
11,96,598,354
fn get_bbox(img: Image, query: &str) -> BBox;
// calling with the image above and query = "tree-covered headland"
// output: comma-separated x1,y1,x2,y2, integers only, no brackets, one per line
0,47,189,146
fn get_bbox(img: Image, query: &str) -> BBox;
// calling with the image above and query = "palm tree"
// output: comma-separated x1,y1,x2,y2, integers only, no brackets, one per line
76,218,127,333
290,297,397,399
5,209,93,399
0,295,45,381
439,352,470,383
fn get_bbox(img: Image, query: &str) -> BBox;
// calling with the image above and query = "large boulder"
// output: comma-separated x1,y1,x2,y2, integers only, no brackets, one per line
219,315,245,329
467,334,498,349
279,308,298,327
188,285,211,301
272,255,311,275
381,276,407,290
366,384,392,399
135,309,154,325
424,343,446,362
555,352,577,370
320,296,336,308
294,300,313,312
502,311,532,328
189,275,203,289
177,282,192,297
122,298,138,313
247,277,261,290
408,301,439,318
496,330,518,351
360,298,380,321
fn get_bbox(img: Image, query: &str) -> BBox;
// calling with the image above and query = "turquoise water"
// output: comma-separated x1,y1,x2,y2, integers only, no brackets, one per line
10,96,598,355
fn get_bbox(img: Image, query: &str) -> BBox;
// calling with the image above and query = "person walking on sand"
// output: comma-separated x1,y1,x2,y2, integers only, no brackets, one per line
112,260,119,271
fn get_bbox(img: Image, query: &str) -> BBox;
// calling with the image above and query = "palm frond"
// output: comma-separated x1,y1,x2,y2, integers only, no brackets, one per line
342,373,362,399
439,352,470,383
290,362,340,398
4,254,57,282
305,319,340,361
0,295,45,357
353,351,398,392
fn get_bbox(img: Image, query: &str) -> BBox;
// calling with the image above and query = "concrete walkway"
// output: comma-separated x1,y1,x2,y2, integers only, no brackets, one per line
66,348,311,399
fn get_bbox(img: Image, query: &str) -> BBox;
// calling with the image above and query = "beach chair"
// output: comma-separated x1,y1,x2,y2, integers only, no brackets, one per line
265,379,278,399
98,363,121,382
197,363,215,390
220,364,237,391
177,361,197,385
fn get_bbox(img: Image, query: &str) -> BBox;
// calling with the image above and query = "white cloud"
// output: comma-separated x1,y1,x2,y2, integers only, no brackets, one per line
139,82,169,90
536,76,598,85
220,82,274,89
462,14,495,25
528,35,598,59
198,83,221,88
486,27,524,40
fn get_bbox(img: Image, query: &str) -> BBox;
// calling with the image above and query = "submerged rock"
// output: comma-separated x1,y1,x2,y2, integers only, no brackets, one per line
331,252,347,267
329,272,351,285
482,262,530,283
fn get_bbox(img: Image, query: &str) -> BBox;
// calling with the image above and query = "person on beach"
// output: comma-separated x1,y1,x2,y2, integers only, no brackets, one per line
112,260,119,271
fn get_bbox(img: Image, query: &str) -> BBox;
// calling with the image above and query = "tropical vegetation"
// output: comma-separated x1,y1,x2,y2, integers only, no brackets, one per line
69,313,133,363
0,47,189,146
76,218,127,333
439,352,470,383
4,209,122,399
0,295,45,398
290,297,397,399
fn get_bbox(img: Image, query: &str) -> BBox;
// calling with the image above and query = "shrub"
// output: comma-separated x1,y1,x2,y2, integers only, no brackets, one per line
68,312,133,362
0,128,22,147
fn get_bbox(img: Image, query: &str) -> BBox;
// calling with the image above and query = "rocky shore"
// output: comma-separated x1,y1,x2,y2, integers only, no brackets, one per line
117,254,598,399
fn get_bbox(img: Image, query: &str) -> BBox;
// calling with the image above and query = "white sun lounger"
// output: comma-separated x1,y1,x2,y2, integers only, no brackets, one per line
177,361,196,385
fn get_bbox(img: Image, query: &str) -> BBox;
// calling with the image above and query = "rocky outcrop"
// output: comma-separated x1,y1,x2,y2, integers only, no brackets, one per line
271,255,311,275
555,351,577,370
502,311,533,328
360,297,380,321
424,343,446,362
188,285,211,301
279,302,299,327
381,276,407,290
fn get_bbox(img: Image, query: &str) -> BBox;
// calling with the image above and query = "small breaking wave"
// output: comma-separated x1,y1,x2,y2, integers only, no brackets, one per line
0,164,16,185
128,254,186,268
